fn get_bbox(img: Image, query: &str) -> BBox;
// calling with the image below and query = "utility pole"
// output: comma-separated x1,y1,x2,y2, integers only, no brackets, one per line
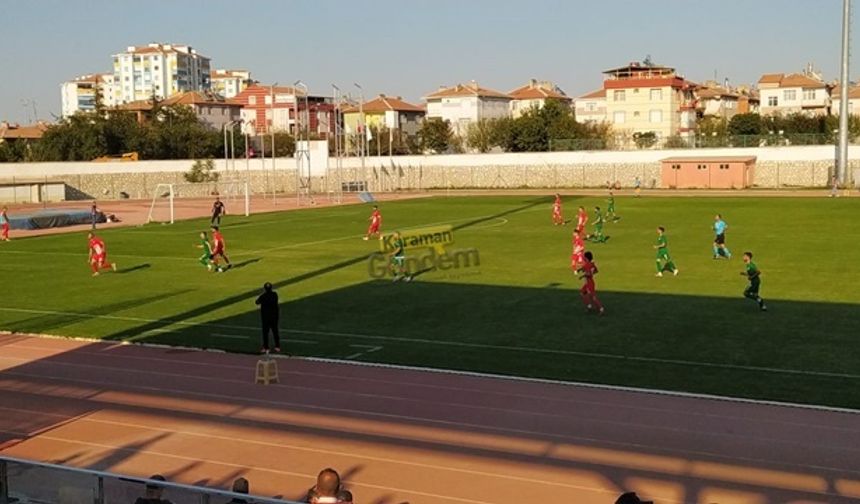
354,83,365,190
838,0,852,186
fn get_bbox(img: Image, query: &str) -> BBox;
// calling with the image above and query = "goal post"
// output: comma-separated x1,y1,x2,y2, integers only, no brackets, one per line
147,181,250,224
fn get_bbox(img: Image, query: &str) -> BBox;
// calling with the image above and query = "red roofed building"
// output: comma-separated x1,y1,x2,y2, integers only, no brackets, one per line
424,81,511,136
758,65,831,116
508,79,571,118
602,61,698,142
830,84,860,116
230,84,335,137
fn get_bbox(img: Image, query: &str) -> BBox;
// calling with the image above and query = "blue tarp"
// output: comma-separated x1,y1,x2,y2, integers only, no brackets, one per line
8,209,104,230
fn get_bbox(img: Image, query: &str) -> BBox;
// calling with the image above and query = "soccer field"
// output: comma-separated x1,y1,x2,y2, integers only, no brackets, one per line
1,194,859,409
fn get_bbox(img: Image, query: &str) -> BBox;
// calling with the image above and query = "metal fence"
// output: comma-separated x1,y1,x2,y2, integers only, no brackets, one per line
0,456,302,504
550,134,850,152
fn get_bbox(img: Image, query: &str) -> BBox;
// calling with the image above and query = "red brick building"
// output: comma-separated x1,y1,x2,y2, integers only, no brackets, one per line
230,84,335,137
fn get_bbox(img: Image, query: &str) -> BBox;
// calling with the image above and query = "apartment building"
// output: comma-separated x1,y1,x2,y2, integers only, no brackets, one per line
602,62,697,141
116,91,240,130
508,79,571,118
574,89,607,123
211,69,252,99
112,43,211,104
424,81,511,136
231,84,335,136
60,73,117,117
758,67,830,116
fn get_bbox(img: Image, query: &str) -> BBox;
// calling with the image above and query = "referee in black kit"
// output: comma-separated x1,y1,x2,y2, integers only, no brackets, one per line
255,282,281,353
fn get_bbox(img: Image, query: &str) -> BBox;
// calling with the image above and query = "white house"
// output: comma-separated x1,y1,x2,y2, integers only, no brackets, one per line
758,68,830,116
574,88,607,123
830,85,860,116
424,81,511,136
508,79,571,118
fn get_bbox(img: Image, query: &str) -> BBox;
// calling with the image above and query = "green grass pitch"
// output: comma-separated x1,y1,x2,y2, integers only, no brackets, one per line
1,195,859,409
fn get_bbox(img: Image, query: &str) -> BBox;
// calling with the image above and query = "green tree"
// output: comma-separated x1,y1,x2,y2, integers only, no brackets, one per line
184,159,220,183
418,118,453,153
632,131,658,149
728,113,763,136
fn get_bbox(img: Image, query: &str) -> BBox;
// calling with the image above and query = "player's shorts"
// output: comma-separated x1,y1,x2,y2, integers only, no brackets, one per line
391,255,404,265
745,277,761,296
93,254,106,264
714,233,725,245
656,249,670,260
213,248,225,257
580,283,595,295
368,224,380,233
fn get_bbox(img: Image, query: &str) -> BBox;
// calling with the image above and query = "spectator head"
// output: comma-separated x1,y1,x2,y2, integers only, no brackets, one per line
145,474,166,498
231,477,249,494
316,468,341,497
263,282,273,292
216,196,221,202
615,492,653,504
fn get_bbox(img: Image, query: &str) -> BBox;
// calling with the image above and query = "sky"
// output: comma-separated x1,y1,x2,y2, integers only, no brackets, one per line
0,0,854,123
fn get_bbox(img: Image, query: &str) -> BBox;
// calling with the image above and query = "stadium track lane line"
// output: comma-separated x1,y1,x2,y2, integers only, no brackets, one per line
0,429,499,504
2,307,860,383
2,346,860,463
4,339,860,433
1,334,860,504
11,353,855,452
0,413,648,495
1,397,857,479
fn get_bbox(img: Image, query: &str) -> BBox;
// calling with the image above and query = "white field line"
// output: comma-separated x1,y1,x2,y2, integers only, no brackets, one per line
344,344,384,360
1,306,859,382
4,331,860,416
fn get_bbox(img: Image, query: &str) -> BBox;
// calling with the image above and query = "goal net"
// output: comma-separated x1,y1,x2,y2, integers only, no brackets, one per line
147,181,250,224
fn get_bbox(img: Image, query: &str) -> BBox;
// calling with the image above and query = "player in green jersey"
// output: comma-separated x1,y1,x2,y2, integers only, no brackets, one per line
588,206,608,243
741,252,767,311
388,231,412,282
607,192,620,222
654,226,678,277
196,231,215,271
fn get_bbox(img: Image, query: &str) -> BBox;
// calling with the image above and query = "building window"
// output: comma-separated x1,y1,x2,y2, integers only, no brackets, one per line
613,90,625,102
784,90,797,101
768,96,778,107
649,110,662,123
803,89,816,100
613,111,625,124
249,96,257,105
586,102,595,112
650,89,662,101
633,111,640,117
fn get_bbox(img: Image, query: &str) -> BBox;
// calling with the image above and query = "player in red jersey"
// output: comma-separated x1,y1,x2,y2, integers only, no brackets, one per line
570,227,586,270
576,206,588,234
363,205,382,240
1,206,10,242
87,232,116,277
210,226,232,272
552,194,564,225
577,251,604,315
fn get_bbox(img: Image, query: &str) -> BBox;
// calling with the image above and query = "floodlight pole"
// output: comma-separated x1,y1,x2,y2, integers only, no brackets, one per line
838,0,852,186
354,82,366,191
271,83,278,204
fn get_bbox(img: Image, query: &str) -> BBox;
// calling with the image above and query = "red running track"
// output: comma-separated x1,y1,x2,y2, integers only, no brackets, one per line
0,334,859,504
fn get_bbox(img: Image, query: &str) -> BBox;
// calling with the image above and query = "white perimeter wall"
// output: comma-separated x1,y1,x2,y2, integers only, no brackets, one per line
1,145,855,178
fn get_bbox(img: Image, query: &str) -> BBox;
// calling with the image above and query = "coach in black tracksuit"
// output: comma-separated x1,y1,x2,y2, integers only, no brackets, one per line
255,282,280,353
